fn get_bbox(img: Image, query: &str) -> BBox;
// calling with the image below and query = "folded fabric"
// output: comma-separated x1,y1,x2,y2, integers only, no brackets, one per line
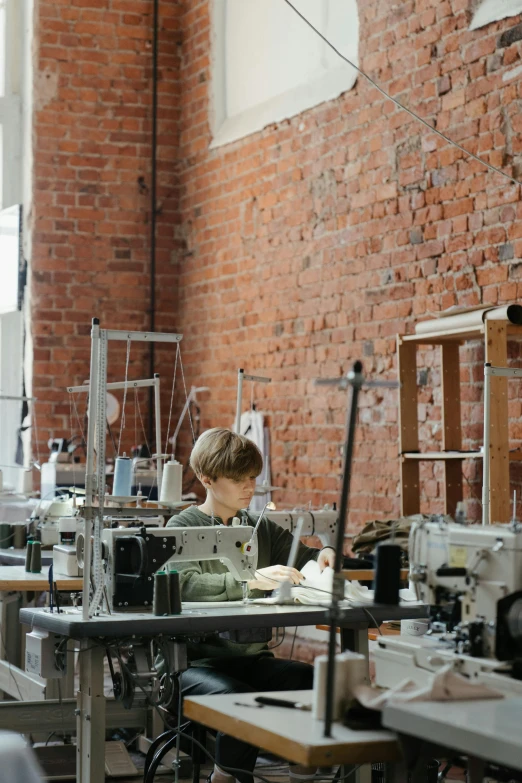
252,560,418,606
353,663,504,710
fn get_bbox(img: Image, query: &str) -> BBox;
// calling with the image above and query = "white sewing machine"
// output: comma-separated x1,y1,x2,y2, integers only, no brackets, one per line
101,524,258,611
374,519,522,696
266,507,338,549
30,495,80,546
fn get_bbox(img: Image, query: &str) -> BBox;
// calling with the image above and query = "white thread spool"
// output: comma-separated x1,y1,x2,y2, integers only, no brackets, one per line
160,459,183,505
19,468,33,495
312,651,367,720
113,453,132,497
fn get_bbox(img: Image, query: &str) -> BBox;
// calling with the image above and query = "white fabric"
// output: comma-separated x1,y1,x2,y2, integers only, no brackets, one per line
253,560,419,606
0,732,43,782
354,664,503,710
239,410,271,513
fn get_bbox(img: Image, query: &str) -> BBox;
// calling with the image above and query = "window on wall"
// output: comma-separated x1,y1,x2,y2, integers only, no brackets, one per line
0,0,23,209
211,0,359,148
470,0,522,30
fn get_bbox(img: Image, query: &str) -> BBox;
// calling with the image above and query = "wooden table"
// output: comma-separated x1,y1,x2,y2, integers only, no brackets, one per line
0,565,81,702
184,689,401,767
342,569,409,582
0,565,82,592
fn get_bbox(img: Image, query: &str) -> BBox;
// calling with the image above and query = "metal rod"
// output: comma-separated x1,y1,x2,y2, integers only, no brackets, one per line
104,329,182,343
242,374,271,383
83,318,100,621
149,0,159,447
482,363,491,526
154,374,163,495
68,378,158,394
324,361,364,738
235,369,244,434
0,395,36,401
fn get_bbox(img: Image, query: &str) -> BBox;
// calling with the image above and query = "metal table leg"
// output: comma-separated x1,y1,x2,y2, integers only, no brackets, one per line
341,625,371,783
77,640,105,783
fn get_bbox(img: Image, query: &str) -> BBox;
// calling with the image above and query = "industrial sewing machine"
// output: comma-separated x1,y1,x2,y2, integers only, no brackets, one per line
30,495,80,546
374,518,522,695
266,507,338,549
101,524,258,611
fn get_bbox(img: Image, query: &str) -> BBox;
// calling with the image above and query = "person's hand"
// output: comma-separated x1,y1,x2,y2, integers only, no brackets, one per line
248,565,304,592
317,547,336,571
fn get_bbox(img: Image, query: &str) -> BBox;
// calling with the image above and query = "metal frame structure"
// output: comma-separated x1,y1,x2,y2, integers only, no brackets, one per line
68,374,163,494
81,319,183,620
234,368,271,434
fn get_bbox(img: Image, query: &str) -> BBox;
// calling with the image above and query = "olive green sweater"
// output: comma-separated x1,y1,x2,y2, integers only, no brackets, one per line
165,505,320,664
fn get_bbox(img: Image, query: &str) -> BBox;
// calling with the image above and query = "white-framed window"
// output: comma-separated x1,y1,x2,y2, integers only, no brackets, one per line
470,0,522,30
211,0,359,148
0,0,26,210
0,204,22,315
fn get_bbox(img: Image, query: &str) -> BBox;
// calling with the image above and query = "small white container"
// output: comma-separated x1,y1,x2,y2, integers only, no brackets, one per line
400,619,429,636
312,651,367,720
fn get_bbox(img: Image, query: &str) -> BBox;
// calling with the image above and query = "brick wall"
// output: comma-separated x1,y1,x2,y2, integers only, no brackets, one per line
30,0,522,527
172,0,522,528
31,0,182,465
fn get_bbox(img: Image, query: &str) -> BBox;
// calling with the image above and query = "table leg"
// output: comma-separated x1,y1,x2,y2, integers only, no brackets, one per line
340,627,371,783
467,757,485,783
340,627,370,681
77,640,105,783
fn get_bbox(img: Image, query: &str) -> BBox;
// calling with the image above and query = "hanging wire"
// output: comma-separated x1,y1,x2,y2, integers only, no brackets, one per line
178,346,196,444
164,343,180,455
117,338,132,456
134,385,157,501
71,394,86,443
282,0,522,189
31,400,41,470
68,395,77,494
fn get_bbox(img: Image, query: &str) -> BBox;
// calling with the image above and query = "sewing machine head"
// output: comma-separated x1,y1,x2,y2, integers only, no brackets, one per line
409,519,522,657
31,496,80,545
101,525,257,611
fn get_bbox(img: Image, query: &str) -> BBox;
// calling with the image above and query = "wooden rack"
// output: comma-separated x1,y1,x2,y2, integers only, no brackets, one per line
398,318,522,523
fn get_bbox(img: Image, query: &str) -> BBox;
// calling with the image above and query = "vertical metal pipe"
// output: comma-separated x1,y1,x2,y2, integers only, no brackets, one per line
324,362,363,737
235,369,244,434
148,0,159,444
83,318,100,621
154,373,163,495
482,363,491,526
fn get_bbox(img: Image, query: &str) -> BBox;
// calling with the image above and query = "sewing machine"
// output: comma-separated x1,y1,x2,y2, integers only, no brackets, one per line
266,507,338,549
101,524,257,611
30,495,80,546
374,519,522,695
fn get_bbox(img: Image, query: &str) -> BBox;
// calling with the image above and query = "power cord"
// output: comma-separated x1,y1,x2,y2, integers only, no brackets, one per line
282,0,522,188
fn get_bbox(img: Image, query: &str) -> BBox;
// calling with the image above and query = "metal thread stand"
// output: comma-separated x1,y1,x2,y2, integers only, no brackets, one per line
81,320,183,620
316,362,399,738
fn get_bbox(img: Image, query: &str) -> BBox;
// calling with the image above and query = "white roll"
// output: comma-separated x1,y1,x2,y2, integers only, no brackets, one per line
312,651,367,721
400,619,429,636
160,460,183,505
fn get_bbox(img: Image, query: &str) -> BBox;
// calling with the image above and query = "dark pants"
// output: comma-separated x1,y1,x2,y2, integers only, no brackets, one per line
181,656,314,783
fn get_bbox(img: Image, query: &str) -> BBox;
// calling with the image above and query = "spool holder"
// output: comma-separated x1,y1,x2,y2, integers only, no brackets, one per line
78,321,183,620
315,363,399,738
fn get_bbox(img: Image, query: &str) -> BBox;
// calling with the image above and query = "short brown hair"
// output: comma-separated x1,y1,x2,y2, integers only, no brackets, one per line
190,427,263,481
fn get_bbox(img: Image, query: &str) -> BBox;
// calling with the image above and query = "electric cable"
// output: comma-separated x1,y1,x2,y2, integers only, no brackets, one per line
282,0,522,189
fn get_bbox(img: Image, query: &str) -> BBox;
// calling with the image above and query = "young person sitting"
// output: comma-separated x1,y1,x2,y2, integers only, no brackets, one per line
166,427,335,783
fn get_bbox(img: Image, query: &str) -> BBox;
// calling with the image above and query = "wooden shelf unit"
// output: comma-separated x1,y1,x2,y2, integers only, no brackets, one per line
398,319,522,522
